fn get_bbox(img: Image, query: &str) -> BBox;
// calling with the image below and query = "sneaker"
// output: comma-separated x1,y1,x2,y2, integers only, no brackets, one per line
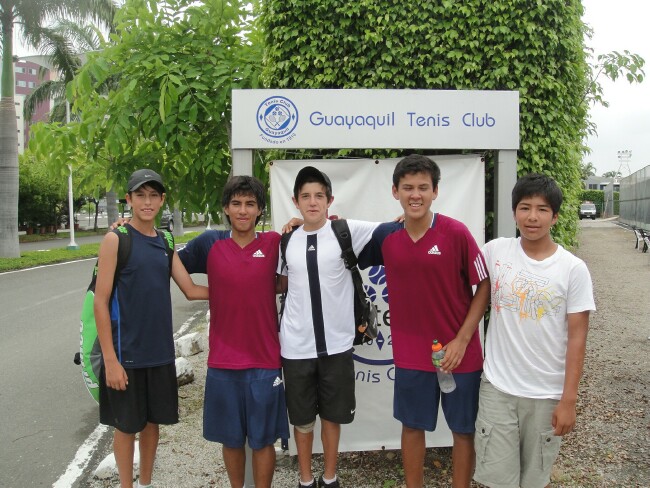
318,475,340,487
298,480,317,488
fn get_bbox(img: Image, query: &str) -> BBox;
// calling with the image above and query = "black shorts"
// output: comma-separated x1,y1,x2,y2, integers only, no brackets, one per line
99,363,179,434
282,349,355,426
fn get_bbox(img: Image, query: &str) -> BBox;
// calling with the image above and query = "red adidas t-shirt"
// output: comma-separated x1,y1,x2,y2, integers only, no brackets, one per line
179,230,281,370
359,215,487,373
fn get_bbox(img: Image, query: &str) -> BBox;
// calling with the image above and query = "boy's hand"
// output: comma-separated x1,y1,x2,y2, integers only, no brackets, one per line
552,399,576,436
104,359,129,391
109,217,130,230
440,338,468,371
282,217,303,234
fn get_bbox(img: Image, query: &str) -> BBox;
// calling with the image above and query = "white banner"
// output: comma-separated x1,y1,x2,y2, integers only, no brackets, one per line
270,156,485,452
233,89,519,150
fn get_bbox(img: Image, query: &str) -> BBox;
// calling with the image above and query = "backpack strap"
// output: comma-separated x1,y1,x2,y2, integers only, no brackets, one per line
157,229,175,277
331,219,356,268
331,219,366,302
278,227,299,322
113,225,133,282
280,226,299,274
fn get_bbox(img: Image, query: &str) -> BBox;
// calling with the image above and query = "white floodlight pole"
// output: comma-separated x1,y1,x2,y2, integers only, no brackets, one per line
617,149,632,176
66,99,79,249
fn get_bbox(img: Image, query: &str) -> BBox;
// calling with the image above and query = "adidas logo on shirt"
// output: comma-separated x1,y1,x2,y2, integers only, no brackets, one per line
272,377,283,387
428,245,441,255
308,245,316,251
252,249,265,258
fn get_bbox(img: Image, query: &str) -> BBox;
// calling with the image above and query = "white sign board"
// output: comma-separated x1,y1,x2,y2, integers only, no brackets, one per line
270,156,485,452
233,89,519,150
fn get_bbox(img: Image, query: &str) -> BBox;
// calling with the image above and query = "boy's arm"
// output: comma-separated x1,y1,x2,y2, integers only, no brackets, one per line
276,274,288,294
93,233,129,391
441,278,491,371
171,252,209,300
552,310,589,436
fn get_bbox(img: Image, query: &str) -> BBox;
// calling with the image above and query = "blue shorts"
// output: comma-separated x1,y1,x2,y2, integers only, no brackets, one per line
203,367,290,450
393,367,481,434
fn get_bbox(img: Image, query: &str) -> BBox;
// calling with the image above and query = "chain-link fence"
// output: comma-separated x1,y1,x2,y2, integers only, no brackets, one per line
619,165,650,229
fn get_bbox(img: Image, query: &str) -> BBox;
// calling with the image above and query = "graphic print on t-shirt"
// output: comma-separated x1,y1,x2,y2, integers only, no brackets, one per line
492,260,565,322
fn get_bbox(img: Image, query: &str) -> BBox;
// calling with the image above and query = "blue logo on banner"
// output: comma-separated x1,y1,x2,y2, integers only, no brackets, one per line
257,96,299,142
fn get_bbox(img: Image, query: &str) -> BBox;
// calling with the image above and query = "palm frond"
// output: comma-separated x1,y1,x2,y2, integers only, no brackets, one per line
23,79,65,122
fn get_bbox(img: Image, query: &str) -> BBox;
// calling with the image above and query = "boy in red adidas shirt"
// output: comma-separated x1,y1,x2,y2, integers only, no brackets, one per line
359,154,490,488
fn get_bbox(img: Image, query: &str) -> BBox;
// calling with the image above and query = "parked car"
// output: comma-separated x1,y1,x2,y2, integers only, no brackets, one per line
160,209,174,231
579,202,597,220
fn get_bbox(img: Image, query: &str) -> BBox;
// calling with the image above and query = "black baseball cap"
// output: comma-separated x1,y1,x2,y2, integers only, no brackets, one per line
293,166,332,196
127,169,165,193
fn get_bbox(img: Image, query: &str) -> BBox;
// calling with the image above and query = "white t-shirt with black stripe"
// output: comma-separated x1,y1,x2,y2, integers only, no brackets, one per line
279,219,380,359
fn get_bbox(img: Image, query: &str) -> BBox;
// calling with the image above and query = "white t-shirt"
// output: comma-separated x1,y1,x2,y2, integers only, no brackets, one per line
481,237,596,400
279,219,379,359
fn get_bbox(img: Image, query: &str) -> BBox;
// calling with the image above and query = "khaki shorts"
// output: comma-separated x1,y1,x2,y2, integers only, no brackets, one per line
473,375,562,488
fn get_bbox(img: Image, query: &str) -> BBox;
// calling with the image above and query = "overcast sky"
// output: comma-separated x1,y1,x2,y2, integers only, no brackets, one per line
582,0,649,176
14,1,649,176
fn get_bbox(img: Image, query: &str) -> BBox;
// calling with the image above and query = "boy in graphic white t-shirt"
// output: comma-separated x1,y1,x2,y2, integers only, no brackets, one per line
474,173,595,488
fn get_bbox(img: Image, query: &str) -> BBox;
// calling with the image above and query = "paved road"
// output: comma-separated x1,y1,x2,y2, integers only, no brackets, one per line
0,259,208,488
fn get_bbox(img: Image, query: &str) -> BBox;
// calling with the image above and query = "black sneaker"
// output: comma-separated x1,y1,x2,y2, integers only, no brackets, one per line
298,480,317,488
318,475,340,487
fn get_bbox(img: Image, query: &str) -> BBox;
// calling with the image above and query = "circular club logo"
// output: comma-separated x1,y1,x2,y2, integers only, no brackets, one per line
257,96,298,141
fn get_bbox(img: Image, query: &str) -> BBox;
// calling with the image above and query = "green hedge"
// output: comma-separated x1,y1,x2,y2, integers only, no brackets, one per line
260,0,590,247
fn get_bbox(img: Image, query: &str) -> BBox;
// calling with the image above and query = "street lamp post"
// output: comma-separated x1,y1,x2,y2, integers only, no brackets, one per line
66,99,79,250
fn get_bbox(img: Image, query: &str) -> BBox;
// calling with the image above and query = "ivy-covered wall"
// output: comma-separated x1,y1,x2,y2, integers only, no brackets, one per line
261,0,590,246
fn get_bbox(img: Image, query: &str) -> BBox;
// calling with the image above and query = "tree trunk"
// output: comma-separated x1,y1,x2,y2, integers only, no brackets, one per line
106,188,119,225
0,24,21,257
93,199,100,231
172,206,183,237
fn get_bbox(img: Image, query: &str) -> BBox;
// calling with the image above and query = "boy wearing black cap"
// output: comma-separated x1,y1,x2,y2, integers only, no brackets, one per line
278,166,380,488
94,169,208,488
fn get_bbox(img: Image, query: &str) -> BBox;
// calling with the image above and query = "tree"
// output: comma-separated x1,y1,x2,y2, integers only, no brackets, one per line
580,161,597,180
602,170,622,178
24,20,107,124
585,49,645,109
18,152,68,232
0,0,116,257
66,0,263,218
24,17,119,230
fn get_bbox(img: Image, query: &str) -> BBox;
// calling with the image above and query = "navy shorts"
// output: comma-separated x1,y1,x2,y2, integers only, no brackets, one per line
203,368,290,450
282,349,356,426
99,363,179,434
393,367,481,434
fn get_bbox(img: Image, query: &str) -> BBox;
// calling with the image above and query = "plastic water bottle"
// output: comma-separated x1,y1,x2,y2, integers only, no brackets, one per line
431,340,456,393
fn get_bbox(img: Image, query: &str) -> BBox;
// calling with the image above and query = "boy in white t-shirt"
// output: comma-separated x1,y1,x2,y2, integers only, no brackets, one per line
278,166,379,488
474,173,595,488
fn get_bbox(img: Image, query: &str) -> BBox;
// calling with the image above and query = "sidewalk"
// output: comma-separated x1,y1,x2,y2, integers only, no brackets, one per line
86,219,650,487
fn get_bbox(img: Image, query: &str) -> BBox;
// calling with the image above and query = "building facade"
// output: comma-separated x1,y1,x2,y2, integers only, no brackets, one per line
0,58,52,154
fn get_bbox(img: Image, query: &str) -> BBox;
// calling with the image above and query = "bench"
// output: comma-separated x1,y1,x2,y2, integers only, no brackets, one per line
633,228,649,253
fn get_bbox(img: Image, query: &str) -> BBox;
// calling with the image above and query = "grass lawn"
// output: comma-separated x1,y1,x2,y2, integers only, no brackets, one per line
1,231,202,273
18,229,107,243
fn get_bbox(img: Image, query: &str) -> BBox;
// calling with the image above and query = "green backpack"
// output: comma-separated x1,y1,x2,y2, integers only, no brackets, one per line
73,226,174,402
